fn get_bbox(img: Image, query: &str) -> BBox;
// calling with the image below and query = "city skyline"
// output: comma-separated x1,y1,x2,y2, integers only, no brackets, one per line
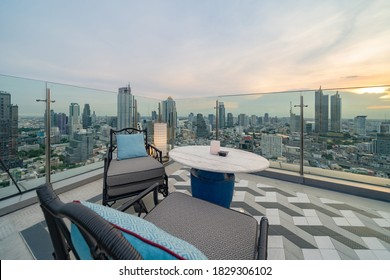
0,1,389,105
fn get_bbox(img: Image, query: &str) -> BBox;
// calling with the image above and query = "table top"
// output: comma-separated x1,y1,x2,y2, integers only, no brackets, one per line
169,146,269,174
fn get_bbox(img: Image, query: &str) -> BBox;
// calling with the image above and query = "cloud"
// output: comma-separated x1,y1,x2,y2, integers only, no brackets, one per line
367,105,390,109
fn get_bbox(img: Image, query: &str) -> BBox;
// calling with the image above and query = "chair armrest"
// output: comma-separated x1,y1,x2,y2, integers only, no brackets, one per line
117,183,161,212
257,217,269,260
146,143,163,163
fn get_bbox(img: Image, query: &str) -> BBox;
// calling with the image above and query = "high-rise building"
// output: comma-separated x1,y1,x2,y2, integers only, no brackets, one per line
68,103,82,136
261,134,282,158
380,122,390,134
162,97,177,146
57,113,68,134
117,84,133,130
208,114,215,130
218,102,226,129
330,91,342,132
374,133,390,155
0,91,19,168
238,114,249,127
354,116,367,136
65,129,94,164
315,87,329,133
264,113,269,124
227,113,234,127
82,104,92,129
196,114,208,138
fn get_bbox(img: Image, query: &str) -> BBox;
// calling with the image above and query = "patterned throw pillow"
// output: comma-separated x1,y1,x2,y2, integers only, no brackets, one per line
71,201,208,260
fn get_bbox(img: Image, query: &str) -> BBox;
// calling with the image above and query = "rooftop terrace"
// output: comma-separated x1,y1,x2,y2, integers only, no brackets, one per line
1,161,389,260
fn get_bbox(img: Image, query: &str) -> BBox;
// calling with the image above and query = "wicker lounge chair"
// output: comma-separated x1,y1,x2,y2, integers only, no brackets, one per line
36,183,269,260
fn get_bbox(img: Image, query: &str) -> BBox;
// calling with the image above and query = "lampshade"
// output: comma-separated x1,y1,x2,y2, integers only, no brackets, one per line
154,123,167,157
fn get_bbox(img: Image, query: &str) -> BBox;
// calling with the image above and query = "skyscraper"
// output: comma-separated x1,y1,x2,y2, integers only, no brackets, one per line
82,104,92,129
330,91,342,132
68,103,82,136
0,91,19,168
354,116,367,136
315,87,329,133
117,84,133,130
218,102,226,129
227,113,234,127
162,97,177,146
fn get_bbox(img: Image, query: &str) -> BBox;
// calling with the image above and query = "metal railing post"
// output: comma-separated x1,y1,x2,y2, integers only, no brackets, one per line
37,87,55,184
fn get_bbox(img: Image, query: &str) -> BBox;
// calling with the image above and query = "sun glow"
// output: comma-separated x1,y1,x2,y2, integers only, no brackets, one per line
354,87,388,95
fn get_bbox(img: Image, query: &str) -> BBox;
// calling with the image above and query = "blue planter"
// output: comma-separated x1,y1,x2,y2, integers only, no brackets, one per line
190,168,235,208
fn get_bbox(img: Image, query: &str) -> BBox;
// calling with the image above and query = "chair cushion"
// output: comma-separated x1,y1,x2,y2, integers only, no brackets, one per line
71,201,208,260
106,156,165,196
145,192,259,260
116,134,148,160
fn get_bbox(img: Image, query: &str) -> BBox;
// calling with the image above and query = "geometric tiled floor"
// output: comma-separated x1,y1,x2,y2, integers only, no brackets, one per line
2,161,390,260
169,164,390,260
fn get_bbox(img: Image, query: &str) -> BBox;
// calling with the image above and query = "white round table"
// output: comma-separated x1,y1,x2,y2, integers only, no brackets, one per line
169,146,269,207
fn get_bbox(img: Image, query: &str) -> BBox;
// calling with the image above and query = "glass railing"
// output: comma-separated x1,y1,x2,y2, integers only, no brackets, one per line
218,87,390,187
1,73,389,203
0,74,119,200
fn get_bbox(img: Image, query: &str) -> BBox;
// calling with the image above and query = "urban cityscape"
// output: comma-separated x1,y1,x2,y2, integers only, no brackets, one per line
1,84,390,194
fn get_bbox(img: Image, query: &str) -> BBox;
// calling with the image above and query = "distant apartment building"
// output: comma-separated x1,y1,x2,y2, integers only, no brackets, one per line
315,87,329,133
68,103,82,137
238,114,249,128
218,102,226,129
374,133,390,155
196,114,208,138
117,84,133,130
0,91,19,168
227,113,234,128
82,104,92,129
162,96,177,146
330,91,342,132
354,116,367,136
261,134,282,158
65,129,94,164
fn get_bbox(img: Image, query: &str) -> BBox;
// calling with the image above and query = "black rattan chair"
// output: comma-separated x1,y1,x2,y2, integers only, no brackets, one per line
103,127,168,207
36,183,269,260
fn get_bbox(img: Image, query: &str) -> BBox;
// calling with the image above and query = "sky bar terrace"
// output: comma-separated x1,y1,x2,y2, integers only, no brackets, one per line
0,74,390,260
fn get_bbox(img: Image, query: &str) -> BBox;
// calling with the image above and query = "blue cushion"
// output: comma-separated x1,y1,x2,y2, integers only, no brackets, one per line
116,134,148,160
71,201,208,260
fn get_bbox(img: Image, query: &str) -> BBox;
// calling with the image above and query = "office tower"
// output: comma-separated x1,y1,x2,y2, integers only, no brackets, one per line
68,103,82,137
162,96,177,146
196,114,208,138
218,102,226,129
227,113,234,128
188,112,194,123
117,84,133,130
374,133,390,155
57,113,68,134
238,114,249,127
91,111,97,125
315,87,329,133
65,129,94,164
289,103,300,133
354,116,367,136
380,122,390,134
264,113,269,124
250,115,257,127
261,134,282,158
152,111,158,121
208,114,215,130
0,91,19,168
82,104,92,129
330,91,342,132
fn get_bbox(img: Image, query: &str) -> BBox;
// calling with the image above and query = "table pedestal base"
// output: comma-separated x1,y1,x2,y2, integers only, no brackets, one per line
190,168,235,208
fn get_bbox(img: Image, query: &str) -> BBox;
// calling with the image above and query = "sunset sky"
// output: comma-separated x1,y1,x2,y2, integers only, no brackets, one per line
1,0,389,117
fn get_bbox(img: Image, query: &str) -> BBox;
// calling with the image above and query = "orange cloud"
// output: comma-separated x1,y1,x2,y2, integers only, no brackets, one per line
367,105,390,109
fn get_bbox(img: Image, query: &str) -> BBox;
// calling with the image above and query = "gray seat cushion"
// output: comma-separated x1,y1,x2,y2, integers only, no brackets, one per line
106,156,165,197
145,192,259,260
